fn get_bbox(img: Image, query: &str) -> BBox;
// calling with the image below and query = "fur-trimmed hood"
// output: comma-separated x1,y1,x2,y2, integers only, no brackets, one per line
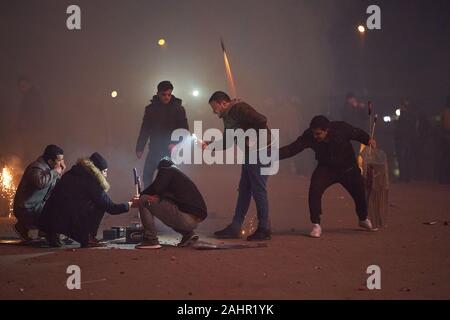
77,158,110,192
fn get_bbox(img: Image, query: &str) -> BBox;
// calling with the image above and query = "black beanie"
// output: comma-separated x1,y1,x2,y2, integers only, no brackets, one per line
158,157,175,170
90,152,108,171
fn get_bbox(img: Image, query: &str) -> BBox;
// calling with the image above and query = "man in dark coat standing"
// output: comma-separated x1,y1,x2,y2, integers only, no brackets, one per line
39,152,132,247
278,116,376,238
136,81,189,188
13,144,65,241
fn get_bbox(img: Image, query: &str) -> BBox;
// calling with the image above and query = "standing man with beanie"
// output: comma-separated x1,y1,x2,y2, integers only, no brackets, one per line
136,81,189,188
39,152,133,247
202,91,271,241
13,144,65,241
278,116,376,238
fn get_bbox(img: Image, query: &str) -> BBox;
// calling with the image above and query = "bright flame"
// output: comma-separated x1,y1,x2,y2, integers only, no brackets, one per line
111,90,118,98
1,166,16,219
223,51,237,98
358,25,366,33
158,39,166,46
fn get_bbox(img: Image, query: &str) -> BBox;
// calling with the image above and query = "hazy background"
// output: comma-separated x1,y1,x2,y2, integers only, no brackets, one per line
0,0,449,202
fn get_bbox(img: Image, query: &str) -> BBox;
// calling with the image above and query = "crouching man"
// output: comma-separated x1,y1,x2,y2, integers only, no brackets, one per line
132,157,207,249
13,145,65,241
39,152,133,247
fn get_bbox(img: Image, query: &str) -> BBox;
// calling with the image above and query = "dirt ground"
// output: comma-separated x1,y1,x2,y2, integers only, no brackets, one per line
0,169,449,300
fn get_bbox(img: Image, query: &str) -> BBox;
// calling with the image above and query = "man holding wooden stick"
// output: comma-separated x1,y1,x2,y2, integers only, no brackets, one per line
278,116,377,238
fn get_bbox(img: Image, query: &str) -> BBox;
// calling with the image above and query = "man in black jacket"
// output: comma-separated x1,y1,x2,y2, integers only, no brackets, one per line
39,152,132,247
13,144,65,241
279,116,376,238
132,158,207,249
136,81,189,188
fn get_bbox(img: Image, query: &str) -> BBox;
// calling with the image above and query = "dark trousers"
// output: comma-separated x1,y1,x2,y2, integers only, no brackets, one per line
309,166,368,224
439,134,450,184
14,203,45,229
396,142,414,182
231,163,270,230
143,149,170,188
77,208,105,247
88,208,105,237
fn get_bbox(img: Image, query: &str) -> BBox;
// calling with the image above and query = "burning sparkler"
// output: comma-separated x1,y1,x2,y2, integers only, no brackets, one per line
221,38,237,98
0,166,16,219
241,216,257,237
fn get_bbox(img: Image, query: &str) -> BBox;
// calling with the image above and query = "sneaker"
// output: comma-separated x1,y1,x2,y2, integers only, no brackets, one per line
135,238,162,250
247,228,271,241
14,222,31,242
310,224,322,238
358,219,374,231
214,225,241,239
178,232,199,247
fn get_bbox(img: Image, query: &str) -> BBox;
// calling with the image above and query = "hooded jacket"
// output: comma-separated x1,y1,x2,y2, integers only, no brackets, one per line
136,95,189,153
39,159,129,244
279,121,371,170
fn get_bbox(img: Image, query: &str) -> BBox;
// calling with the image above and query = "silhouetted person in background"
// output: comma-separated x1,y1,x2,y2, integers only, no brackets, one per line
13,145,65,241
136,81,189,188
394,99,417,183
16,77,47,162
340,93,367,130
439,96,450,184
278,116,376,238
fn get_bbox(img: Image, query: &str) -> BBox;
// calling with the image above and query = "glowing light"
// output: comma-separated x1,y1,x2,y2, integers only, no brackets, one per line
158,39,166,46
395,109,401,117
192,90,199,97
1,166,16,219
223,51,237,98
358,25,366,33
111,91,118,98
383,116,391,123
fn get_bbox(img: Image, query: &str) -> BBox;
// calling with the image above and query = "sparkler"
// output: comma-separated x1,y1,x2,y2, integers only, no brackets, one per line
0,166,16,219
221,38,237,98
241,216,257,237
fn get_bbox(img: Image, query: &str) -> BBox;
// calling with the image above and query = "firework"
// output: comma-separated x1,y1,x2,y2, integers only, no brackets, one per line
0,166,16,218
221,38,237,98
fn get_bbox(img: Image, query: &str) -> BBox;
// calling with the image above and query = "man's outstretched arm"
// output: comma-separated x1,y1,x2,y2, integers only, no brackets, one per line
278,134,310,160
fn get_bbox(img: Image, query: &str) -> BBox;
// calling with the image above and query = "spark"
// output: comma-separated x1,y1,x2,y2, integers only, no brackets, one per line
1,166,16,219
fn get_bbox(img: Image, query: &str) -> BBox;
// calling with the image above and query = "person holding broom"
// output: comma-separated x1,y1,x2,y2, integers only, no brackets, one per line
278,115,376,238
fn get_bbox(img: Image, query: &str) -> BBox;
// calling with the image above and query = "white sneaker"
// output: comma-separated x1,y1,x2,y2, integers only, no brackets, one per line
358,219,374,231
310,224,322,238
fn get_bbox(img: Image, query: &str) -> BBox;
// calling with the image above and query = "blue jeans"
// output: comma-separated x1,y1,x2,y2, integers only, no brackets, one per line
231,163,270,230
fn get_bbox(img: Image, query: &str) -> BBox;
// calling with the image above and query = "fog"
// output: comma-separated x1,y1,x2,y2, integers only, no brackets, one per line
1,0,449,200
